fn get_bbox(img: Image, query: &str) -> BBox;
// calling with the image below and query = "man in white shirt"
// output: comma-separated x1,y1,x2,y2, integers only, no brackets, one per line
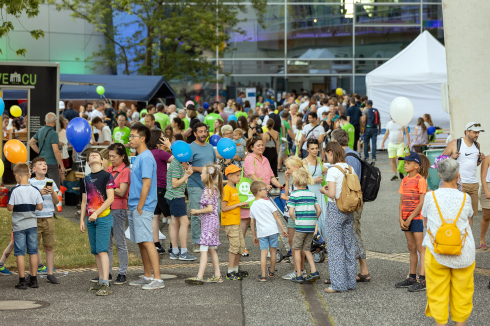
90,101,105,139
167,104,178,122
316,98,330,120
91,116,112,146
381,119,410,181
224,99,234,117
298,112,325,159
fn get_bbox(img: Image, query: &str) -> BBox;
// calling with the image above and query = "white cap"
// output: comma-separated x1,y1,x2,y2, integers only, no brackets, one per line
59,101,65,110
465,122,484,132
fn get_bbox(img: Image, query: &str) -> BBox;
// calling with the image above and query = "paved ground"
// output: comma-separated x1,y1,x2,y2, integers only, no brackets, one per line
2,151,490,325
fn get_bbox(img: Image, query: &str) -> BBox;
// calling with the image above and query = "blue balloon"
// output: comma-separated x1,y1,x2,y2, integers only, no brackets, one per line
209,134,221,146
203,102,209,110
66,117,92,152
217,138,236,160
171,140,184,150
427,126,436,135
228,115,237,122
172,141,192,162
0,98,4,115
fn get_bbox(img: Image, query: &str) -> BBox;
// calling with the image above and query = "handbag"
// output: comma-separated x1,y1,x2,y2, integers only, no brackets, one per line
237,155,260,209
397,146,410,175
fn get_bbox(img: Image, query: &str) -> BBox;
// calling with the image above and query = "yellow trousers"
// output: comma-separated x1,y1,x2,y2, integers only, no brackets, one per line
425,248,475,324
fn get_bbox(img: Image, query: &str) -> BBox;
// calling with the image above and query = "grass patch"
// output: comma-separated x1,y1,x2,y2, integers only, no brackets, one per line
0,208,141,271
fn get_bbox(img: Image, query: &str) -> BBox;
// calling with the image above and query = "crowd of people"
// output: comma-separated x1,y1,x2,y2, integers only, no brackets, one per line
0,88,486,325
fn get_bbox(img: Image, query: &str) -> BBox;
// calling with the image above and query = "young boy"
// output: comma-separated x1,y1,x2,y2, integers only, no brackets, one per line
250,181,288,281
288,169,321,283
221,165,249,280
29,157,60,284
79,150,115,296
7,163,43,289
396,151,427,292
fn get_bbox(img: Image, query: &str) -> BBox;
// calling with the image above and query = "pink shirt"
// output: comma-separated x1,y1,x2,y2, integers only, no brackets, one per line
243,153,274,185
107,163,130,210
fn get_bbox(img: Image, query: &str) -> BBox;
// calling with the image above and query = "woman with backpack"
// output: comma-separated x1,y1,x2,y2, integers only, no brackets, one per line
422,158,475,325
320,142,358,293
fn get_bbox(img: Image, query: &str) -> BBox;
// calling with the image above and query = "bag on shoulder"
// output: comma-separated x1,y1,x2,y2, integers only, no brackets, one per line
237,156,260,208
333,165,362,213
428,192,467,256
345,153,381,202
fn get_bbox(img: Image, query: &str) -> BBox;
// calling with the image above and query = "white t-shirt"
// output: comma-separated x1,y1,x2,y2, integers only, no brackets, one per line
250,198,279,238
317,106,329,119
91,110,103,134
301,124,325,150
386,120,404,144
131,112,139,124
169,112,178,122
98,125,112,144
325,162,356,199
299,102,309,114
59,129,69,159
28,178,59,217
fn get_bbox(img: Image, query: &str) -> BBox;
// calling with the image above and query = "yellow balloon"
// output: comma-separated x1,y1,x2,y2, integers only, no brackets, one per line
336,88,343,96
0,160,4,179
262,126,268,133
10,105,22,117
274,110,278,114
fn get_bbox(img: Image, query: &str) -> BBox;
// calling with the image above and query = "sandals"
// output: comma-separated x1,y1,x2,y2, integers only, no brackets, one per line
479,244,488,249
185,277,205,285
324,279,331,285
268,267,277,277
356,273,371,282
258,275,267,282
206,276,224,283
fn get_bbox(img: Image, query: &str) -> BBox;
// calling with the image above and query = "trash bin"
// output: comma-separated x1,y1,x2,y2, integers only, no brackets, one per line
425,149,444,191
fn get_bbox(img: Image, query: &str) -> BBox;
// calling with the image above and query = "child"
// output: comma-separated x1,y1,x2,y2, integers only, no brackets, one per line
288,169,321,283
79,150,115,296
0,238,14,275
221,165,249,280
186,164,223,285
29,157,60,284
233,129,245,166
396,151,427,292
250,180,288,282
7,163,43,289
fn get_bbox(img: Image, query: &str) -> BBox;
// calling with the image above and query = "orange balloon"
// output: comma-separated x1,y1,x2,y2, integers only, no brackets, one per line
4,140,27,164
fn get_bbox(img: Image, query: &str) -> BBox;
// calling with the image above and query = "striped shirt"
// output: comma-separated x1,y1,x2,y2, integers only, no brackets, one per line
165,159,186,201
287,189,318,233
29,178,59,218
8,184,43,232
399,174,427,221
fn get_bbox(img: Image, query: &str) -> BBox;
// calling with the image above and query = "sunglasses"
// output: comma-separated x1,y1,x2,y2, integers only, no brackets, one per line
259,187,268,192
467,123,481,129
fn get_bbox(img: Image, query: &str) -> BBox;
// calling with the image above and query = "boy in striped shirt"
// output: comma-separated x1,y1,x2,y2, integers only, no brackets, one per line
288,169,321,283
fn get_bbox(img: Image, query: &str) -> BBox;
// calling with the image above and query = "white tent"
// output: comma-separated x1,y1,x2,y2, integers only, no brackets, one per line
366,31,449,147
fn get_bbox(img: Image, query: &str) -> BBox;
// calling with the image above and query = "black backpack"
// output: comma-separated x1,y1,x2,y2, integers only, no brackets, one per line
345,153,381,202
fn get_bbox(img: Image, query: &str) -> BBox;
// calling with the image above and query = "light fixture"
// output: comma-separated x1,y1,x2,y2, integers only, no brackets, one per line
313,18,317,23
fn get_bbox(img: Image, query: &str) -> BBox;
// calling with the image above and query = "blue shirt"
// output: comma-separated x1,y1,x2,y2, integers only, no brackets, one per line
63,108,79,122
188,142,217,188
344,147,361,182
346,106,362,126
236,97,244,106
128,149,157,212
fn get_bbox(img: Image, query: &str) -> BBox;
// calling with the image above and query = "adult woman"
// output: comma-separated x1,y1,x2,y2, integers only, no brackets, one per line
256,96,264,108
149,129,174,254
106,143,131,284
320,142,357,293
244,100,251,114
237,116,249,139
213,119,224,137
410,117,429,151
229,120,238,130
172,117,185,137
423,158,475,325
234,103,248,119
247,114,261,139
241,136,282,256
261,119,279,178
58,117,70,168
79,105,85,117
164,126,173,142
184,107,201,144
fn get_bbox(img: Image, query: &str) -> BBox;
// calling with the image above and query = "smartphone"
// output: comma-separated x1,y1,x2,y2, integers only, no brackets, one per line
45,181,53,188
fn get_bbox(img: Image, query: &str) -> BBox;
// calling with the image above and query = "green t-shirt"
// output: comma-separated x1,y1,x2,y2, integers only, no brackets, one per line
235,111,248,119
204,113,223,133
154,112,170,129
113,126,131,155
282,119,291,141
33,126,59,165
165,159,186,200
140,109,148,119
183,118,189,130
342,122,355,149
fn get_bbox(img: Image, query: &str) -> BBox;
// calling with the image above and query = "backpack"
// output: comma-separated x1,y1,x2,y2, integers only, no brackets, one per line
345,153,381,202
428,192,468,256
333,165,362,213
366,108,380,127
457,138,480,161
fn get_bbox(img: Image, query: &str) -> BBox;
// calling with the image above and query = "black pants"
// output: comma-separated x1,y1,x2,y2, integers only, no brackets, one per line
354,125,360,151
263,147,278,178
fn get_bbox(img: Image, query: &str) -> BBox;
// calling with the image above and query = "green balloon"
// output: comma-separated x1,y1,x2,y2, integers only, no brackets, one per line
96,85,105,95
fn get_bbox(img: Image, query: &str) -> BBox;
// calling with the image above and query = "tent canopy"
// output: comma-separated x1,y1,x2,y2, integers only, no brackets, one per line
2,74,176,101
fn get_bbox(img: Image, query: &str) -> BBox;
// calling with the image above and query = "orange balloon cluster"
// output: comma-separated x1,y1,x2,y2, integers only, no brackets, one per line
4,140,27,164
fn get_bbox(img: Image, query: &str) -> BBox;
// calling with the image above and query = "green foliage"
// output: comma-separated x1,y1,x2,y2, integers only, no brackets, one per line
53,0,267,81
0,0,45,56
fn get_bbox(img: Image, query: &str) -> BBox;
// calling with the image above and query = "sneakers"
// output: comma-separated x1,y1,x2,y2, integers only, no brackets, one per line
179,252,196,261
284,249,292,258
395,277,417,288
91,274,112,283
193,245,200,253
282,270,297,280
305,271,320,282
156,247,166,255
169,252,180,260
15,281,27,290
242,249,249,257
238,270,249,278
226,272,241,281
38,265,56,275
291,275,305,283
302,270,307,279
47,274,60,284
87,283,101,292
96,284,113,296
0,266,12,275
142,279,165,290
390,175,399,181
408,280,426,292
114,274,127,285
129,278,152,286
27,275,39,288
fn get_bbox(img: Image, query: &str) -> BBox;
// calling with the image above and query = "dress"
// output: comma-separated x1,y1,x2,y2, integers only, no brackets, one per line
263,132,278,177
198,187,221,247
410,127,429,151
305,159,327,237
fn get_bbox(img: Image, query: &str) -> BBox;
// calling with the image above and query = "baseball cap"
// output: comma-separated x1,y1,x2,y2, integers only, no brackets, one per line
399,151,421,164
225,164,241,176
366,100,373,105
465,122,485,132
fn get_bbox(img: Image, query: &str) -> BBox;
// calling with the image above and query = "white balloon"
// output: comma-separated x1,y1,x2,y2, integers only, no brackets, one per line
389,97,414,127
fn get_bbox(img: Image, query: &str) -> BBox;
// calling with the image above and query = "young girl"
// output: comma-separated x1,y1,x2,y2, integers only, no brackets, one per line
423,114,433,128
409,118,428,152
186,164,224,285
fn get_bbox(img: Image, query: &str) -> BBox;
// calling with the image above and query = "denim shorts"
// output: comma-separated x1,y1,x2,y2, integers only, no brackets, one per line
166,197,187,217
402,219,424,233
87,213,113,255
13,227,38,256
128,209,153,244
258,233,279,250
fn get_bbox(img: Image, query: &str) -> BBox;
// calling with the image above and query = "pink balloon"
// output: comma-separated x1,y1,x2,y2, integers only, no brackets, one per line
185,101,194,108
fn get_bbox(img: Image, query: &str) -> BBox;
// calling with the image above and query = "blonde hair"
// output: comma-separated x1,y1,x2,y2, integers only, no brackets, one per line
292,168,309,188
202,164,223,197
251,180,267,195
285,156,314,185
233,128,244,137
13,162,30,176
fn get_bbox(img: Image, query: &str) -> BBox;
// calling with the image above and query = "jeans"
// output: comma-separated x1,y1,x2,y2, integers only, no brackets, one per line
188,186,204,245
108,209,129,275
364,128,378,160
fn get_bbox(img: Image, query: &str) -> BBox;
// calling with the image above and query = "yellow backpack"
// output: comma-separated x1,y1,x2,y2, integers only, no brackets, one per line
428,192,467,256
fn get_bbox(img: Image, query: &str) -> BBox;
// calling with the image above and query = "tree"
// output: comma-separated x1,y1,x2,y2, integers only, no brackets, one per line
0,0,44,56
51,0,266,81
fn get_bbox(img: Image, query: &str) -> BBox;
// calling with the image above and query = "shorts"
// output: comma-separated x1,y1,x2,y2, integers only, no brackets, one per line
292,232,314,251
258,233,279,250
166,197,187,217
287,215,295,229
480,186,490,210
225,225,245,255
462,183,479,216
278,143,287,159
87,213,113,255
155,187,171,217
388,142,405,158
37,216,55,248
128,209,153,244
13,227,38,256
402,219,424,233
200,245,217,252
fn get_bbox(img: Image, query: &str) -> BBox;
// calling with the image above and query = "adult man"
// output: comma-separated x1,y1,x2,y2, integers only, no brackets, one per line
338,115,355,150
262,104,281,134
86,103,94,121
381,118,410,181
104,102,116,130
299,112,325,159
127,124,164,290
331,128,370,282
113,114,131,155
203,108,223,133
346,97,362,151
91,101,105,140
442,122,485,228
218,103,228,124
144,114,160,131
236,92,245,106
91,116,112,146
154,103,170,129
130,104,140,124
317,98,330,119
264,94,274,106
63,101,79,122
183,123,217,252
29,112,65,188
178,109,189,130
113,102,127,129
224,99,235,117
362,100,381,163
167,104,177,122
